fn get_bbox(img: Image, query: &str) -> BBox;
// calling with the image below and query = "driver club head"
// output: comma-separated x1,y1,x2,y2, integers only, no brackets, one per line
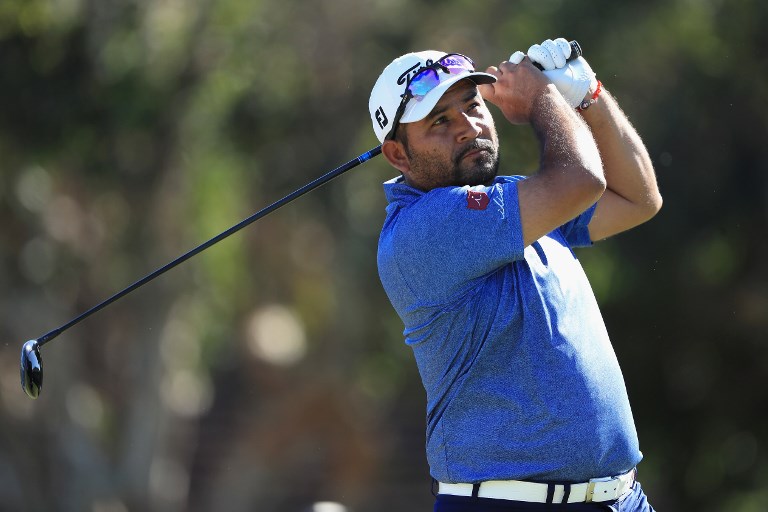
20,340,43,399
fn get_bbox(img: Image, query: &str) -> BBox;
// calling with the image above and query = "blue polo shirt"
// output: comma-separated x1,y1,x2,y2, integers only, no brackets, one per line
377,175,641,483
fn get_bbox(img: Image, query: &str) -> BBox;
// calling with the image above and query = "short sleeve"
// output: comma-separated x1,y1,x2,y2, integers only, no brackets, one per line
386,178,525,303
558,203,597,248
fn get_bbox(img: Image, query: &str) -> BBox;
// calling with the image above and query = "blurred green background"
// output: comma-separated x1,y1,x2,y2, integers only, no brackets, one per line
1,0,767,510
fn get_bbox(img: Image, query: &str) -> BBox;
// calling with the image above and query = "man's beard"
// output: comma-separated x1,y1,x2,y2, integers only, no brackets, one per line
406,137,500,190
451,138,500,187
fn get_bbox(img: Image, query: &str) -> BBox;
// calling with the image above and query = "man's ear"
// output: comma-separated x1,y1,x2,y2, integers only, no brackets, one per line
381,139,411,175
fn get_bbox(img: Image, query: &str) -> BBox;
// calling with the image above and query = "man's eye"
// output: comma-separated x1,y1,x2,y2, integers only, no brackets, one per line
433,117,447,126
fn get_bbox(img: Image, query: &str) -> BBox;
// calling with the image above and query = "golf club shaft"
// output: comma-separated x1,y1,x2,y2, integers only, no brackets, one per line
36,145,382,347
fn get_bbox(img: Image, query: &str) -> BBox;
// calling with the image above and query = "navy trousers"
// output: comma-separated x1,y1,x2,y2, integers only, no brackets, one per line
434,482,655,512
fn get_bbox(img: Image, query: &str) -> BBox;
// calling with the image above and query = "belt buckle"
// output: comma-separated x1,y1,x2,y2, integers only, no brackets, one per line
585,476,616,503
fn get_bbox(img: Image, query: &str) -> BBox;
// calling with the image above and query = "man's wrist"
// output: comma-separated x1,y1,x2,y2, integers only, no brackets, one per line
576,80,602,113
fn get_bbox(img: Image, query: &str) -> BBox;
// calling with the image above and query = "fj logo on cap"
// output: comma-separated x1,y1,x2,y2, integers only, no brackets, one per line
467,191,489,210
375,106,388,129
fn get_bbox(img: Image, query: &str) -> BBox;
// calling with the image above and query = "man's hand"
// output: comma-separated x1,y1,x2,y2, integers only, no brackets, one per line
478,58,556,125
521,38,598,108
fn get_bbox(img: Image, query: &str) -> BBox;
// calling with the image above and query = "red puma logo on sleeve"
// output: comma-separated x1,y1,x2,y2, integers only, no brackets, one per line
467,190,489,210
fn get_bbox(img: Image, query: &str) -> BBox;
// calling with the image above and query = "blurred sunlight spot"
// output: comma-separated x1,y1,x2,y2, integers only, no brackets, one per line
311,502,347,512
160,368,213,418
44,195,84,244
66,383,105,431
149,456,189,507
20,237,56,284
246,305,307,367
92,498,128,512
143,0,196,89
15,165,52,212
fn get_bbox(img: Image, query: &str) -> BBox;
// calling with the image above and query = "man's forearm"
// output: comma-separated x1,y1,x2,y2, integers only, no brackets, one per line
531,86,604,187
514,86,606,247
580,88,662,217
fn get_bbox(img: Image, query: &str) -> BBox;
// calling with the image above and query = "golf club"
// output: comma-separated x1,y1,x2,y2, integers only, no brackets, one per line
20,145,382,399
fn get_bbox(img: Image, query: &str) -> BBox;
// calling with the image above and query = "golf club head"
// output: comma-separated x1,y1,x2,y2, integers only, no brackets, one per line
20,340,43,399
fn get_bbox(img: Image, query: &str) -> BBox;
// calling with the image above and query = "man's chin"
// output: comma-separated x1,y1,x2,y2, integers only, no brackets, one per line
459,158,499,186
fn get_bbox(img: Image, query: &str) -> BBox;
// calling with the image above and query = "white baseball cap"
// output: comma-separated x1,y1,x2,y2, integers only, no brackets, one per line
368,51,497,143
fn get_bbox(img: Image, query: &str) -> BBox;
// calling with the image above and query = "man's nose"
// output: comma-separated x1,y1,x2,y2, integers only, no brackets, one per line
456,113,483,142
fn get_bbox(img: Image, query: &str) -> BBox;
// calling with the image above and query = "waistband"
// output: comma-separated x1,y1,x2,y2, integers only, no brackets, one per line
437,468,636,504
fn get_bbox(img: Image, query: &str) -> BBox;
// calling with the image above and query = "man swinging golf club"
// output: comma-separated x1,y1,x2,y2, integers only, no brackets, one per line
370,37,662,511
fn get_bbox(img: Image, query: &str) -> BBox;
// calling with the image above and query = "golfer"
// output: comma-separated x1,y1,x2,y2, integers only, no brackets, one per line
369,37,662,511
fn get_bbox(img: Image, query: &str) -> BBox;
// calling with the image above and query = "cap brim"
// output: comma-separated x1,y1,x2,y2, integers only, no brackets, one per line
399,71,497,125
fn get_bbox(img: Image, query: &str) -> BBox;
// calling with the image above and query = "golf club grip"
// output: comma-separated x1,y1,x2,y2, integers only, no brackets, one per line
531,40,582,71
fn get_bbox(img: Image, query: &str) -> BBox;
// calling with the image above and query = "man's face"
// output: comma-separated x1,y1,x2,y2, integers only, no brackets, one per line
398,79,499,191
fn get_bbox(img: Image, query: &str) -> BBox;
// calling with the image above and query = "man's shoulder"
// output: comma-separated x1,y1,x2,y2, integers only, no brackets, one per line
384,175,524,206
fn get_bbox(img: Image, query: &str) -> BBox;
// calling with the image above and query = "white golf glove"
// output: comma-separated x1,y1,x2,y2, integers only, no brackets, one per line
510,37,598,108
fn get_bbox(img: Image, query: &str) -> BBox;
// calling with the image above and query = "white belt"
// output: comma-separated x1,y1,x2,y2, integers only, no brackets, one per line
438,468,636,504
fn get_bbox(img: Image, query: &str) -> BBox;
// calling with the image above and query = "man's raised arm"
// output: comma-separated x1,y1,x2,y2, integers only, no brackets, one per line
580,87,663,241
522,37,662,241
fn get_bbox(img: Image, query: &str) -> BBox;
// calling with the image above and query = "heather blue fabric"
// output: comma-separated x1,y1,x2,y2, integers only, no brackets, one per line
377,175,642,483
